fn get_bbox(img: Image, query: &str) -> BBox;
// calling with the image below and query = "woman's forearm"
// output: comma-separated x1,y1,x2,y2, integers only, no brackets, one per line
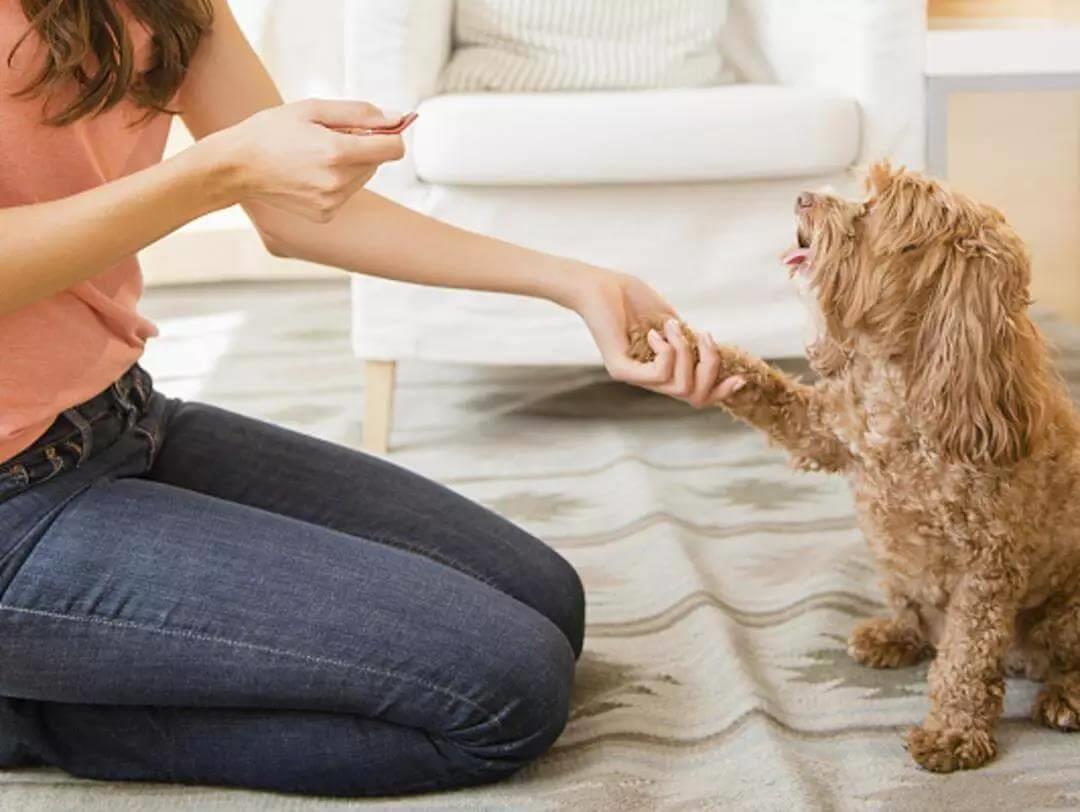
250,190,587,309
0,143,235,315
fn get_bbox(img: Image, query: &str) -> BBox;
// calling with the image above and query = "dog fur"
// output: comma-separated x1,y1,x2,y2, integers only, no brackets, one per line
631,161,1080,772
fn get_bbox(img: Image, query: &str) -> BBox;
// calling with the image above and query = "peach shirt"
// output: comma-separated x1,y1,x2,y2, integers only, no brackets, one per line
0,5,170,462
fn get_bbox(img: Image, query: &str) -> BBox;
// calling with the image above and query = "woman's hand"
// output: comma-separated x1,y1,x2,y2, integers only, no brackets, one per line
202,99,406,223
565,267,740,407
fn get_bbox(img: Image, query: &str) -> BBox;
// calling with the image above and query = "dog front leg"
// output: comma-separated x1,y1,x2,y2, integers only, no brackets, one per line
905,570,1024,773
710,346,851,473
626,324,850,471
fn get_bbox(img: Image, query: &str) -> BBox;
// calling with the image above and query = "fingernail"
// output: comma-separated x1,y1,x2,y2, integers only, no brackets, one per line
732,378,746,393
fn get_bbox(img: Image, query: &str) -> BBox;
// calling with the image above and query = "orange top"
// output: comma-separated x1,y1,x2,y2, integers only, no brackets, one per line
0,5,170,463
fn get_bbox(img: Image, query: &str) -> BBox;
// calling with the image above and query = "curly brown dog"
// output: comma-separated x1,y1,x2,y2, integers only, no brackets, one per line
631,161,1080,773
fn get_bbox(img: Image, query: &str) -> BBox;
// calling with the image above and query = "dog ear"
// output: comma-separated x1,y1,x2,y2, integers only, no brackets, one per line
866,160,896,197
906,233,1050,465
868,169,954,256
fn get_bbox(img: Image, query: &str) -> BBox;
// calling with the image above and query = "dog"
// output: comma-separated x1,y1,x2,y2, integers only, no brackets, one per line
631,161,1080,772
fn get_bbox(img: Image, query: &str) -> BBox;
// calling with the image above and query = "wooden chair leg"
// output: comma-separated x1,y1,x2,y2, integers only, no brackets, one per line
362,360,396,455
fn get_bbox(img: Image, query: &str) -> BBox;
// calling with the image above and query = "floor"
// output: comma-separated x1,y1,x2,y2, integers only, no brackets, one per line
6,280,1080,811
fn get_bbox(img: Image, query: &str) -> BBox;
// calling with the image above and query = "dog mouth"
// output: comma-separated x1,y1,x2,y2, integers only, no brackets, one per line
781,225,814,276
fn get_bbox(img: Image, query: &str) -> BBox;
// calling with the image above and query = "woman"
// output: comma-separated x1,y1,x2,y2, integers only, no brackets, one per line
0,0,728,797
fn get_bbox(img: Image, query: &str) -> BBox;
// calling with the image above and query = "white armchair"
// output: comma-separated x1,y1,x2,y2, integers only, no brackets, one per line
346,0,926,452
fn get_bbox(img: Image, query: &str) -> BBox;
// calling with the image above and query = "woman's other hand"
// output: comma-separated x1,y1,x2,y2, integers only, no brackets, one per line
204,99,406,223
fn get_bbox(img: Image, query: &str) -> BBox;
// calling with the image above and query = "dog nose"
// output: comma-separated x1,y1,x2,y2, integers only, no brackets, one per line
795,192,816,213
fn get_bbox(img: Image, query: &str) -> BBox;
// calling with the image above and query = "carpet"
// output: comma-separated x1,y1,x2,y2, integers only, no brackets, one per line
4,281,1080,811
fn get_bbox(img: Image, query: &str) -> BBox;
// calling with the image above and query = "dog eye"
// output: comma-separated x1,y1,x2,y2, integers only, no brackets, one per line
901,245,918,253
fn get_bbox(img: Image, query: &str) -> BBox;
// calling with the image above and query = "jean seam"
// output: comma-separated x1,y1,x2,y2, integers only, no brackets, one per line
0,603,500,727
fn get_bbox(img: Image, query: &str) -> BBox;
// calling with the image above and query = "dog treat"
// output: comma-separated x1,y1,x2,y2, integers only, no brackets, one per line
334,112,418,137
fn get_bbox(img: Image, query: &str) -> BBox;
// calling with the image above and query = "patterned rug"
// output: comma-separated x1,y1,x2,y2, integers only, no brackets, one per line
5,280,1080,811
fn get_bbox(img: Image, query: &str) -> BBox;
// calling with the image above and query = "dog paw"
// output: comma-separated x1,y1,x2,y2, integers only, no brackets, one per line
848,617,931,669
626,319,699,364
1033,685,1080,731
905,725,996,773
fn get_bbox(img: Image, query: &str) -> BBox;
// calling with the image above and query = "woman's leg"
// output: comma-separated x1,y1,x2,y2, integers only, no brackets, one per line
146,401,585,655
0,477,574,796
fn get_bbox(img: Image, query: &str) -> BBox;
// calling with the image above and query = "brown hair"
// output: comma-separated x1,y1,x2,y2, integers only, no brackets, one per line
9,0,214,126
812,160,1055,466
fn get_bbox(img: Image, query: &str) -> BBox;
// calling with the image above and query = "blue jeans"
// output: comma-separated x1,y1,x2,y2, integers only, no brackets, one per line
0,367,584,796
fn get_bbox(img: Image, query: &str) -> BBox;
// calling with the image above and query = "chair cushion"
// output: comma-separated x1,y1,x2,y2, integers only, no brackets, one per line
412,85,860,186
440,0,729,94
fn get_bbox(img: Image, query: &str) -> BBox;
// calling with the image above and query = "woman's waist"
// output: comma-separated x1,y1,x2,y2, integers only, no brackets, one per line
0,366,155,502
0,341,150,459
0,268,156,348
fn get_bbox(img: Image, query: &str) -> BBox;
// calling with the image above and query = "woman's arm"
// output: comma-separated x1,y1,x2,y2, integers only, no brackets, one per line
0,144,229,315
0,95,404,316
178,0,711,396
175,0,576,305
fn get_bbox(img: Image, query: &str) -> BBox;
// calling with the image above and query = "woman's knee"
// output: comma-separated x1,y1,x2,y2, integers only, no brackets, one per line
447,611,575,779
539,548,586,658
505,528,586,658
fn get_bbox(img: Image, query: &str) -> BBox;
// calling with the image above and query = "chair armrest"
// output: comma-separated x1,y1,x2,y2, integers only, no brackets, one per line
344,0,454,200
726,0,927,167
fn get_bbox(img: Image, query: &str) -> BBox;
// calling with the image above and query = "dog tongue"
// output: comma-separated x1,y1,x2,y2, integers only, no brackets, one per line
782,248,812,269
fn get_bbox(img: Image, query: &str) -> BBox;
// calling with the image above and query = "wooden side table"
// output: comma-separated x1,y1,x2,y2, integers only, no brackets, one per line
926,28,1080,177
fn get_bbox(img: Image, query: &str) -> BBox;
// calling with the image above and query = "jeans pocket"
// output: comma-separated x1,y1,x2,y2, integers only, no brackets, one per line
0,475,95,600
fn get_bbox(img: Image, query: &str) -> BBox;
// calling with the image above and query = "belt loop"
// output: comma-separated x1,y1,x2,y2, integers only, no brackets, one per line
131,366,152,409
110,372,139,428
61,408,94,465
110,373,131,404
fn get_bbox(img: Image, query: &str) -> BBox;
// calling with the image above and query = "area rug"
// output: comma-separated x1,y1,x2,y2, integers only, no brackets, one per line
4,281,1080,811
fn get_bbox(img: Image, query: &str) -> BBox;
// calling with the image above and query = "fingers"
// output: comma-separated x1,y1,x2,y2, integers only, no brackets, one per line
604,328,670,386
302,98,400,129
687,332,720,408
330,132,406,166
305,100,408,165
645,328,676,383
337,111,417,136
620,327,748,407
713,375,747,401
618,321,697,398
603,310,747,409
660,319,694,399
